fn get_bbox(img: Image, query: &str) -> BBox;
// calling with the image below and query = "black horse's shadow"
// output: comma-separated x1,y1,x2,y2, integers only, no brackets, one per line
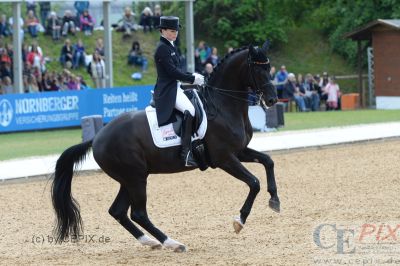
51,41,280,252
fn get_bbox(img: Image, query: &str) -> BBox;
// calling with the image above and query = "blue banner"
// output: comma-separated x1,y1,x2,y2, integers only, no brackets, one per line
0,86,153,133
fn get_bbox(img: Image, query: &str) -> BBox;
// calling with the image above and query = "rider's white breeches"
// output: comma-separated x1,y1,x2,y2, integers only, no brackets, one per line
175,85,195,117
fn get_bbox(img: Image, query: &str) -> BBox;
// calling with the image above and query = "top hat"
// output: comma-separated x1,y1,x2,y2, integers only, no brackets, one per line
159,16,181,31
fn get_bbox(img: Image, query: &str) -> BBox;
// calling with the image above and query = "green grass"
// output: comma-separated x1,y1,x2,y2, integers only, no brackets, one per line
1,110,400,161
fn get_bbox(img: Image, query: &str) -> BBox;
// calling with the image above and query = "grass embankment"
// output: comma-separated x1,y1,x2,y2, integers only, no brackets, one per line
1,109,399,161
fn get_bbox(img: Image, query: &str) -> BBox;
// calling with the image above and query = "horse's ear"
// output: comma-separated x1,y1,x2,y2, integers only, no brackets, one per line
261,39,270,54
248,44,257,56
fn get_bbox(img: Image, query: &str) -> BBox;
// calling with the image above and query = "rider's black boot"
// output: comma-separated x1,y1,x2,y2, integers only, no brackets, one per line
180,111,197,167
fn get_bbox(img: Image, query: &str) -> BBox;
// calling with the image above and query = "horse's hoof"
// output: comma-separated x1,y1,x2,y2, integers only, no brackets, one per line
233,216,243,234
151,243,163,250
138,234,162,250
269,198,281,213
174,245,186,253
163,237,186,252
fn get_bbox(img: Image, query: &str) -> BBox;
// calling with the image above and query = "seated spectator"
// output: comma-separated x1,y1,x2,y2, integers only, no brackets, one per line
323,76,341,110
1,76,13,94
139,7,153,33
207,47,219,67
60,38,74,69
275,65,288,99
116,7,138,36
0,61,12,82
127,41,148,72
152,4,162,29
72,39,86,69
9,16,25,40
95,37,105,58
202,63,213,79
77,75,89,90
74,1,89,27
282,73,306,112
80,10,95,35
46,11,62,40
303,73,321,111
89,51,106,88
66,72,80,90
61,10,76,37
0,15,11,37
42,71,59,91
25,10,40,38
25,74,39,93
319,71,329,102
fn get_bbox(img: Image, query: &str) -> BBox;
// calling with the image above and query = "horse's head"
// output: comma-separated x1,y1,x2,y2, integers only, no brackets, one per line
247,41,277,107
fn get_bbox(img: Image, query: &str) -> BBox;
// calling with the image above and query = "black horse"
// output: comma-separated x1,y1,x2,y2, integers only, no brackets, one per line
51,41,280,252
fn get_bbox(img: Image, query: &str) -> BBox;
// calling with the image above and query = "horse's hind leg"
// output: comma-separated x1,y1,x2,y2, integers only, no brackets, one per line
238,147,280,212
109,185,162,249
219,154,261,234
127,181,187,252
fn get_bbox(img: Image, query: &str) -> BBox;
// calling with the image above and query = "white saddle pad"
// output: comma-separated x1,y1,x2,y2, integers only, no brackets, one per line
145,90,207,148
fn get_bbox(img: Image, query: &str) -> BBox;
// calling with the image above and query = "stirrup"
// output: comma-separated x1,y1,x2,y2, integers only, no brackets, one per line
184,151,198,167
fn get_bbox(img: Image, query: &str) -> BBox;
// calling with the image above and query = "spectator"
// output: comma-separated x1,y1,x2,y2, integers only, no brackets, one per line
90,51,105,88
77,75,89,90
0,15,11,37
27,43,45,73
95,37,105,58
202,63,213,79
127,41,148,72
283,73,306,112
303,73,321,111
9,16,25,40
80,10,95,35
152,4,162,29
0,61,12,81
74,1,89,27
72,39,86,69
323,76,341,110
270,66,276,83
62,10,76,37
66,72,80,90
116,7,138,36
195,41,211,70
43,71,59,91
1,76,13,94
319,71,329,102
25,10,40,38
38,1,51,27
25,74,39,93
207,47,219,67
275,65,288,99
139,7,153,33
46,11,62,40
60,38,74,69
26,1,37,16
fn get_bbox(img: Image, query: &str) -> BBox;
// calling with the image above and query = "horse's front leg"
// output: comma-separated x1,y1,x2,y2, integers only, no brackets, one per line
237,147,280,213
219,154,261,234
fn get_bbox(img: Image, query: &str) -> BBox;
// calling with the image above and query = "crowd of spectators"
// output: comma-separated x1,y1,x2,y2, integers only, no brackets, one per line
270,65,342,111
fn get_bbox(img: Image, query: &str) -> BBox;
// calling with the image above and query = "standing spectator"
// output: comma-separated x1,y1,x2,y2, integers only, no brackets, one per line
60,38,74,69
38,1,51,27
46,11,61,40
27,43,45,72
270,66,276,83
74,1,89,27
26,1,37,16
127,41,148,72
207,47,219,67
1,76,13,94
323,76,341,110
116,7,137,36
95,37,105,58
62,10,76,37
303,73,321,111
195,41,211,70
80,10,95,35
0,15,11,37
72,39,86,69
275,65,288,99
283,73,306,112
139,7,153,33
202,63,213,79
152,4,162,29
25,10,40,38
90,51,105,88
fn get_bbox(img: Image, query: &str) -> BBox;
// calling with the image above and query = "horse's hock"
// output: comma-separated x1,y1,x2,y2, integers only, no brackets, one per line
81,115,103,142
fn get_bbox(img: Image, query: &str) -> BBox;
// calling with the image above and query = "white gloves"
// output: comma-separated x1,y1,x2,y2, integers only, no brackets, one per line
192,73,205,85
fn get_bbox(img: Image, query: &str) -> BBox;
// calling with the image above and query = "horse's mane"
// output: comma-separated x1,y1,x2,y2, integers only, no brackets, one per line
207,46,248,84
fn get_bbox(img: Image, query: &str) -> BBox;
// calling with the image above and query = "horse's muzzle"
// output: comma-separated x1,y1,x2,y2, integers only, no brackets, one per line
266,97,278,107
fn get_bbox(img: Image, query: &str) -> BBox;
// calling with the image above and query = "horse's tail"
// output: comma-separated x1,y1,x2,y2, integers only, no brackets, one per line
51,140,93,242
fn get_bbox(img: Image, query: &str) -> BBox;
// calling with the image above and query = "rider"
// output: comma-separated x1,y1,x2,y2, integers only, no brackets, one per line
154,16,205,167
